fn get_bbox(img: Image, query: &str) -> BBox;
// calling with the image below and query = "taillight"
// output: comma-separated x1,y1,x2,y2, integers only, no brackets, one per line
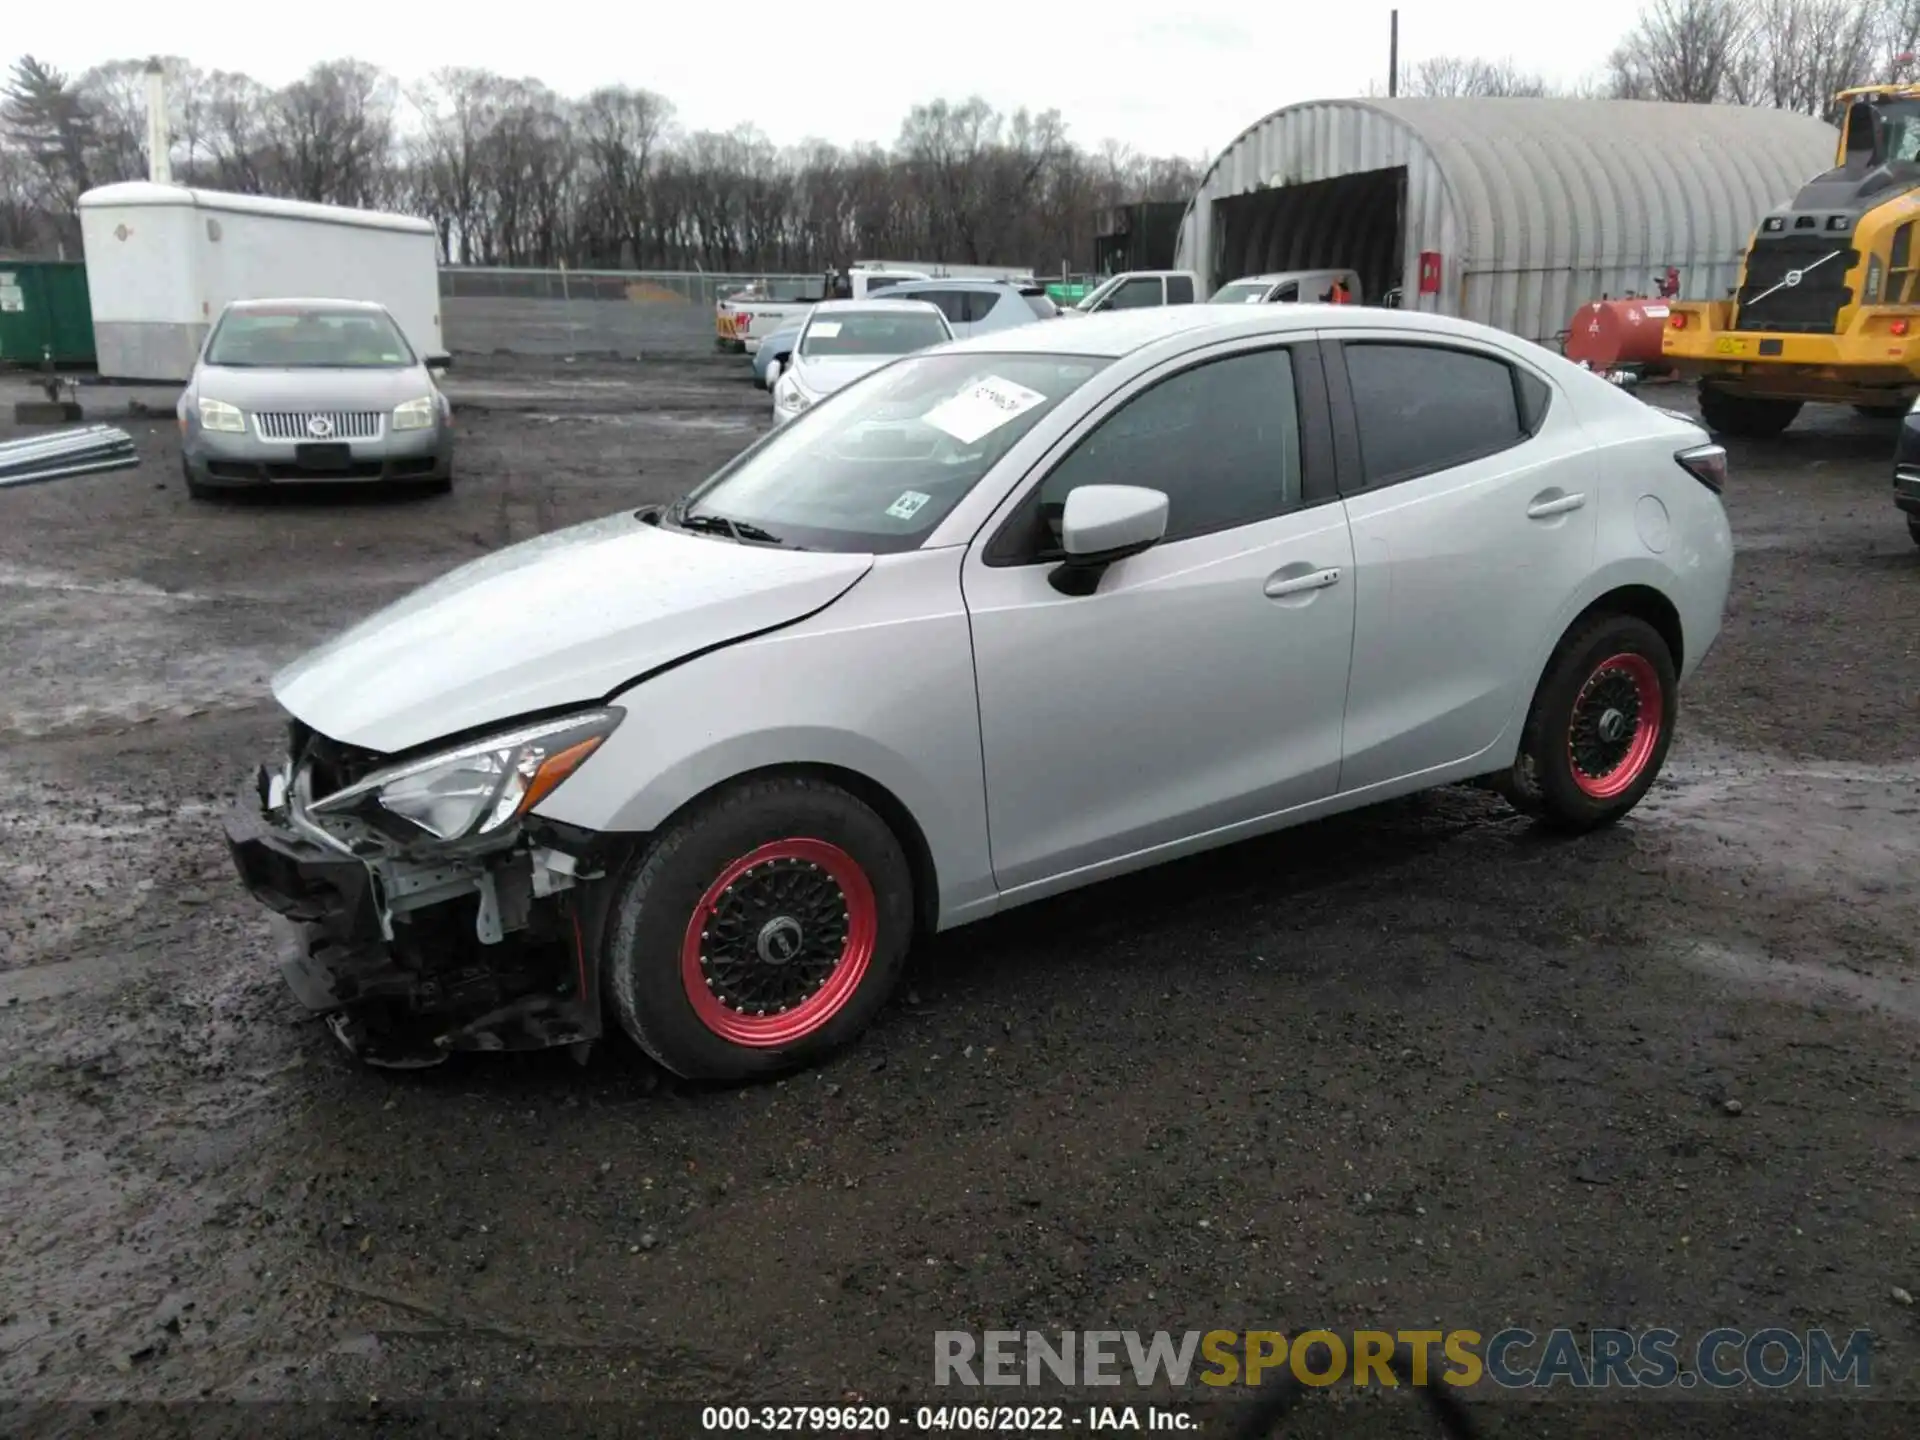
1894,319,1910,337
1676,442,1727,493
1669,312,1688,329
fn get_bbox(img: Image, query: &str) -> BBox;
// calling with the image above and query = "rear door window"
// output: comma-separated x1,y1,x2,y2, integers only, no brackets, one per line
1341,342,1535,488
963,292,1004,324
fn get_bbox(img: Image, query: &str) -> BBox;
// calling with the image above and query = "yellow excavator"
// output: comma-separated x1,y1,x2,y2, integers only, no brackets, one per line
1663,83,1920,436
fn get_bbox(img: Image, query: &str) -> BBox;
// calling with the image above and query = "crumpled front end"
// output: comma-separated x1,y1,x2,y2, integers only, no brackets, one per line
223,712,630,1068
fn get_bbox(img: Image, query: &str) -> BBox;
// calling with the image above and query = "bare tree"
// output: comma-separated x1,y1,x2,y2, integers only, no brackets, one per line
1608,0,1753,101
1405,56,1554,97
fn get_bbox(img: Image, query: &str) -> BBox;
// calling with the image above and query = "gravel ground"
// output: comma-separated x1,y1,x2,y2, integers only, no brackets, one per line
0,356,1916,1438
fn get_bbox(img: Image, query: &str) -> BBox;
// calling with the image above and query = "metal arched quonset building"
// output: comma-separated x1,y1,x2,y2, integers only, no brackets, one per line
1172,97,1840,342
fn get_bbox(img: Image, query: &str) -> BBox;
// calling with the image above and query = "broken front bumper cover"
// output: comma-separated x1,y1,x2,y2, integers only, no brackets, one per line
223,765,602,1068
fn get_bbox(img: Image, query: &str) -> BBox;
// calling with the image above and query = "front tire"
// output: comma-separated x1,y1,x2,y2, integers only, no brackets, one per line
182,458,213,502
1909,517,1920,547
1698,385,1800,438
605,776,915,1081
1496,614,1677,833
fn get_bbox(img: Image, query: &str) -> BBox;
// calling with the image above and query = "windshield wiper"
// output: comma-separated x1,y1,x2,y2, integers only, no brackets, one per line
675,511,794,547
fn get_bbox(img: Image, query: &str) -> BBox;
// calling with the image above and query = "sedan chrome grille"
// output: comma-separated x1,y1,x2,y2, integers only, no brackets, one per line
252,411,384,441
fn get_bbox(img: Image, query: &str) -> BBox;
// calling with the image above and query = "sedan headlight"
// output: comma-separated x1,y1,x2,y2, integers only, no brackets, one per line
308,708,622,843
774,373,812,415
198,397,246,433
393,395,437,431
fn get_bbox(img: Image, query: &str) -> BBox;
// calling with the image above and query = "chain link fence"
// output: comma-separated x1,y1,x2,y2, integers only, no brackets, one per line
440,267,822,361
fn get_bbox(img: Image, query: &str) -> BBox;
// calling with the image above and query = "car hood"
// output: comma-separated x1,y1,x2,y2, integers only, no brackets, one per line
790,355,896,396
274,514,874,752
194,364,435,407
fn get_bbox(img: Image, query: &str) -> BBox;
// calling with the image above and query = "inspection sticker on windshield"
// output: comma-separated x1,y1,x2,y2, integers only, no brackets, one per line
1243,295,1264,304
886,490,932,520
810,321,843,338
922,374,1047,444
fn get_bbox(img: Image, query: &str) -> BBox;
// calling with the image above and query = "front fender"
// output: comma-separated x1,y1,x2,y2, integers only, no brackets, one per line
530,549,998,928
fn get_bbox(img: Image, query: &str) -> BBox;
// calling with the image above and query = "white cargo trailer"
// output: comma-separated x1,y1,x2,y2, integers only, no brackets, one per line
78,182,443,382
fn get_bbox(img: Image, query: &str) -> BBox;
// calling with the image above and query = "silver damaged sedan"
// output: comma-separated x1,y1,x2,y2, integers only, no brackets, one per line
177,298,454,500
223,305,1734,1077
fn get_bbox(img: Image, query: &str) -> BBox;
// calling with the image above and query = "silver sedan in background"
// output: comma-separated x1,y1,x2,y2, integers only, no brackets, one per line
176,298,454,500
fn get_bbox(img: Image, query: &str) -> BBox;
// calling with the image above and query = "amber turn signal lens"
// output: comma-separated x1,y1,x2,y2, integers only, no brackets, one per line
517,737,605,818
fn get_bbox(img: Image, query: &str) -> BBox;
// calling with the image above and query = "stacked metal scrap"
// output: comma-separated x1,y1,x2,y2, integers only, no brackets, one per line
0,425,142,489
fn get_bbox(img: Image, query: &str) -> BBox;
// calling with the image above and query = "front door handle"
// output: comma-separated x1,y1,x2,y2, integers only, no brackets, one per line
1264,566,1342,597
1527,491,1587,519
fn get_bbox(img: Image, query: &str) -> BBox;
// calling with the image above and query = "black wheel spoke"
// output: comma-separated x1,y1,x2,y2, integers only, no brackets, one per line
697,855,853,1016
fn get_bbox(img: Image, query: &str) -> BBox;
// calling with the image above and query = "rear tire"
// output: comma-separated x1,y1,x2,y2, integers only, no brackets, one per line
1495,614,1678,833
1908,517,1920,547
604,775,915,1081
1698,385,1800,438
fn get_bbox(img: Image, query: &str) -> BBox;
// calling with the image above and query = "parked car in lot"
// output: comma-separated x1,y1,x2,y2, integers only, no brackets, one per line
753,319,805,389
1895,401,1920,545
223,304,1733,1079
1059,270,1199,316
1210,269,1364,305
873,278,1061,336
771,299,952,425
177,298,453,500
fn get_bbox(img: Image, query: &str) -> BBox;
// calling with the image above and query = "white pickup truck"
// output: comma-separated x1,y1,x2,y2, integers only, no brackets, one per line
718,261,1036,354
1056,270,1200,316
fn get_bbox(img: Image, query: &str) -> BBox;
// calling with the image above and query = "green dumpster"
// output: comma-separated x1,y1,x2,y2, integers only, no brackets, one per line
0,261,97,367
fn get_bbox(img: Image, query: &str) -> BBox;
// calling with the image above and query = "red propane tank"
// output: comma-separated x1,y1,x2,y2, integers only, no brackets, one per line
1563,298,1673,370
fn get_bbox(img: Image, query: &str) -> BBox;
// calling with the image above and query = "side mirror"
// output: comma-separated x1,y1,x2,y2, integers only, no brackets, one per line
765,357,783,386
1049,484,1169,596
426,353,452,374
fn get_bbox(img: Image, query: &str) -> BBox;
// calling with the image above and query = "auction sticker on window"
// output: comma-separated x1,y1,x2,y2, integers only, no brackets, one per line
809,321,842,338
886,490,932,519
923,374,1048,445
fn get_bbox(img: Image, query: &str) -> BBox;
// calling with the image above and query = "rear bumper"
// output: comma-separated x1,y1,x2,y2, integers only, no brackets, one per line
1895,465,1920,517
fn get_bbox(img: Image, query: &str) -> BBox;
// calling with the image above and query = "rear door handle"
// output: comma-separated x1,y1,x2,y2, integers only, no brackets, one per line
1527,492,1587,519
1264,567,1342,597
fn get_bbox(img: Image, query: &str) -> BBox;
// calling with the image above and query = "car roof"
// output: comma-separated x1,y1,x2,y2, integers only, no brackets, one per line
878,278,1026,292
810,298,944,316
938,304,1518,358
223,297,392,312
1231,271,1353,284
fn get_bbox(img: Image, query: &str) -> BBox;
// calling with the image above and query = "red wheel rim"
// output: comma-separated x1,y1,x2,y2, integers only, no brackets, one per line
680,838,878,1048
1567,651,1664,799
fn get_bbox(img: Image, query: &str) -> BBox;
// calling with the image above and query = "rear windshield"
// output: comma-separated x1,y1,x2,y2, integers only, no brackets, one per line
207,308,414,368
801,309,951,357
1021,288,1061,318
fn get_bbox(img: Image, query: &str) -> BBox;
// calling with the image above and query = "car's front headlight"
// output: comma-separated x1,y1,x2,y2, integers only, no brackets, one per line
308,708,622,843
774,373,811,414
198,397,245,433
393,395,437,431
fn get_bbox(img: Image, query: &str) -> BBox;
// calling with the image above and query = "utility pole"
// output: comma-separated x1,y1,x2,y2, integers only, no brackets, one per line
1389,10,1400,97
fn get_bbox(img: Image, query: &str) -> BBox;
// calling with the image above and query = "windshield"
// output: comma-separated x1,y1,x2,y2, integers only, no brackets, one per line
800,309,950,358
207,308,414,368
1073,275,1123,312
1210,280,1272,304
674,351,1113,553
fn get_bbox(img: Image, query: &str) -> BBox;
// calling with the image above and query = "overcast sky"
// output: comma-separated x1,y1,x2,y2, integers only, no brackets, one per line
7,0,1639,159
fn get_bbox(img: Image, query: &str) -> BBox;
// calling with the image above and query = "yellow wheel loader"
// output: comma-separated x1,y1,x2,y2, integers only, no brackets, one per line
1664,84,1920,437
